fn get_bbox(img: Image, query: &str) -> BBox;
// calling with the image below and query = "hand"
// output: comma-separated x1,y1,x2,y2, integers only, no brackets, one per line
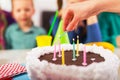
62,1,101,31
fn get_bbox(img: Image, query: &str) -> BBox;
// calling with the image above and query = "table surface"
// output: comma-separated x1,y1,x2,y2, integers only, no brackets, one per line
0,48,120,79
0,49,30,65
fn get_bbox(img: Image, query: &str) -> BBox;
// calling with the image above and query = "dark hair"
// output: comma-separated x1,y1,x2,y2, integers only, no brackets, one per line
57,0,63,11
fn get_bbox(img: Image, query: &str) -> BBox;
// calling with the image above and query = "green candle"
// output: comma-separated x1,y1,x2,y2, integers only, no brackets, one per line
72,38,76,61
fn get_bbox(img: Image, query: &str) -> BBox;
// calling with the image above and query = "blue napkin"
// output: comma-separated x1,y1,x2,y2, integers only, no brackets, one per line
13,64,30,80
13,73,30,80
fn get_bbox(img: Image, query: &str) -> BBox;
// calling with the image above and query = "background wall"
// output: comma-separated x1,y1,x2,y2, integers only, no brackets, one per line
0,0,66,27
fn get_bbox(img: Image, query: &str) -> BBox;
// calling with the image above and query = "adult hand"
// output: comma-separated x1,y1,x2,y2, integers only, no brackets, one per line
62,0,120,31
62,1,99,31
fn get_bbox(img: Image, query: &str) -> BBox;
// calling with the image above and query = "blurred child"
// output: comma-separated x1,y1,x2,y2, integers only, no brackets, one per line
0,7,7,49
5,0,46,49
0,6,16,49
0,13,6,49
53,0,102,44
98,12,120,47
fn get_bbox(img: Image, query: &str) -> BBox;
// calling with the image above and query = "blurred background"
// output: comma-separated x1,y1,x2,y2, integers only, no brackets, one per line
0,0,64,26
0,0,120,50
0,0,67,50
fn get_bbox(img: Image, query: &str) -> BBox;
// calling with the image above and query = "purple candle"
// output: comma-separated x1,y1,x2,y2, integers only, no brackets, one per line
52,44,57,61
82,46,87,66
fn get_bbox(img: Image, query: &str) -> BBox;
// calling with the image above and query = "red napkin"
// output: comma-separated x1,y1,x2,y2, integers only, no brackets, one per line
0,63,26,80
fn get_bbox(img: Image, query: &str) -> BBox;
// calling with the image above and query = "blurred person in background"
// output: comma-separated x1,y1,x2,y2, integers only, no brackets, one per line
0,6,15,49
0,7,7,49
98,12,120,47
5,0,46,49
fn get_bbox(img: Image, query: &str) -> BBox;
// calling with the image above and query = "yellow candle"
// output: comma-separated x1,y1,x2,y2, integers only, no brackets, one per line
62,48,65,65
76,36,79,57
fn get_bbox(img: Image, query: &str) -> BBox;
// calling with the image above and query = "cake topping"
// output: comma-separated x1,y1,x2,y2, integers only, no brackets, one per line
91,58,96,61
39,50,105,66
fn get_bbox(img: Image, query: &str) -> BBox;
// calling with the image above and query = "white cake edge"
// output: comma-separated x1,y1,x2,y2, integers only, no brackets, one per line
26,44,120,80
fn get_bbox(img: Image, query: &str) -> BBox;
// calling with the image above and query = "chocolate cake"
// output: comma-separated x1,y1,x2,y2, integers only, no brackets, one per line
26,44,119,80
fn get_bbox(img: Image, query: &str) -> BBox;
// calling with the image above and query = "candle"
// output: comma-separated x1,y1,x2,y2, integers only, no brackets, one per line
58,39,62,57
72,38,76,61
82,46,87,66
76,36,79,57
62,48,65,65
52,44,57,61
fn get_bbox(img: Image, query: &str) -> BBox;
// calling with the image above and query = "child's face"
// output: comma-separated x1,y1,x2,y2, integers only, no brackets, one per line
12,0,34,26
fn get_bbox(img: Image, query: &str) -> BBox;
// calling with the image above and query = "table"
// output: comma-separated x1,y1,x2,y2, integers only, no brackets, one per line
0,49,30,65
0,48,120,79
0,49,30,80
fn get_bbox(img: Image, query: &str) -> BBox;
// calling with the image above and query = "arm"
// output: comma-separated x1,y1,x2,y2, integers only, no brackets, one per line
85,16,102,43
96,0,120,13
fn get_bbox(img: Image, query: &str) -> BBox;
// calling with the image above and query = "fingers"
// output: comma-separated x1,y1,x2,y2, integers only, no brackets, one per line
62,10,79,31
62,6,79,31
66,16,79,31
62,9,72,31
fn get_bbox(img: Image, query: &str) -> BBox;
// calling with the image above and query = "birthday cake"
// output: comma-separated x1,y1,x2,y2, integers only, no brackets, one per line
26,44,119,80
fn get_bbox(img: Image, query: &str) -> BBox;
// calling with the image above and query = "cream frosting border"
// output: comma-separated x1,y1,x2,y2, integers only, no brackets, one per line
26,44,120,80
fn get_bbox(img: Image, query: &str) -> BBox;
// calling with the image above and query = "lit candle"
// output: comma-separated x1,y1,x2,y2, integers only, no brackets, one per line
62,48,65,65
58,39,62,57
52,44,57,61
82,46,87,66
76,36,79,57
72,38,76,61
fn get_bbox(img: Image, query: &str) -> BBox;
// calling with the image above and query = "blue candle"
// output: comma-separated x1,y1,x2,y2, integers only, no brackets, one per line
72,38,76,61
